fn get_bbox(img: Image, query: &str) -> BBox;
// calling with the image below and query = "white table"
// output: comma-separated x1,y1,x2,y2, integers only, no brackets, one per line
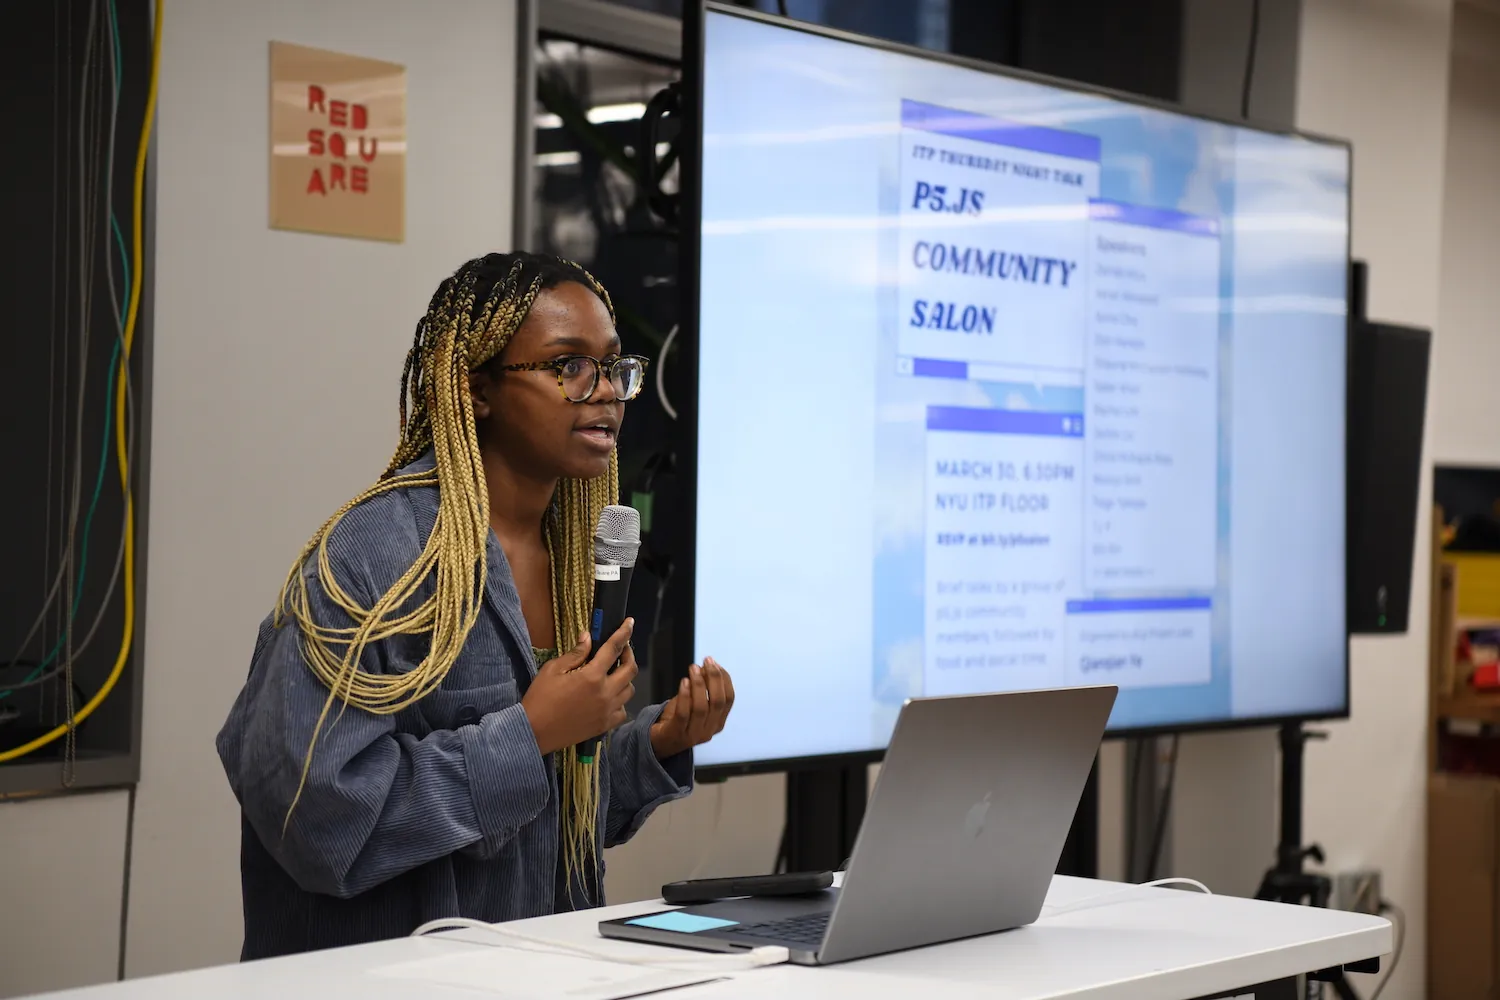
29,876,1392,1000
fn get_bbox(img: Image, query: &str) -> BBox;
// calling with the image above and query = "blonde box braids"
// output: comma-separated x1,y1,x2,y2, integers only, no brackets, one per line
275,252,619,893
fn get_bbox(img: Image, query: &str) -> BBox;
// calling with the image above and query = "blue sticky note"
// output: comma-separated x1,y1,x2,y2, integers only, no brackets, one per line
626,911,739,933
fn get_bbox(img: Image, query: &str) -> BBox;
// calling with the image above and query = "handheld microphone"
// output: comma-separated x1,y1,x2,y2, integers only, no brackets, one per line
577,505,641,764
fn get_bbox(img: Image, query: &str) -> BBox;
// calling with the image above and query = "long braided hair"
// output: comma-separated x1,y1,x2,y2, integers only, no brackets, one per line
275,251,618,887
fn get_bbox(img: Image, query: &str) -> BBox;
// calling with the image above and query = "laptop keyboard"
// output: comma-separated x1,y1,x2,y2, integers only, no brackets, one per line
723,912,830,946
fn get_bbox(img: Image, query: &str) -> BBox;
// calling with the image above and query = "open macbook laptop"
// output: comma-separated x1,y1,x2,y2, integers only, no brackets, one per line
599,685,1117,965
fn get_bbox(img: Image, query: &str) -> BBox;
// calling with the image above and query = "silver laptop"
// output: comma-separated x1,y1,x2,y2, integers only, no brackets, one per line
599,685,1117,965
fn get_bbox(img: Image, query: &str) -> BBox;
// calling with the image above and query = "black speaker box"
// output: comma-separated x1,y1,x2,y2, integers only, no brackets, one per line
1347,309,1431,634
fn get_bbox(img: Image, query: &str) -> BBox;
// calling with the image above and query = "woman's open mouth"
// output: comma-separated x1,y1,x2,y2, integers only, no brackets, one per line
574,424,617,449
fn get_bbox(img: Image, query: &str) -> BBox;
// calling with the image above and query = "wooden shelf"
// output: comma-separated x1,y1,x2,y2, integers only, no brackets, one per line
1437,693,1500,726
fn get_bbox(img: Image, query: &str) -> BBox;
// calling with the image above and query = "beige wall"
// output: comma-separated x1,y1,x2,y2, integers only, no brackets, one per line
0,792,131,996
1435,2,1500,465
1169,729,1278,897
604,773,786,903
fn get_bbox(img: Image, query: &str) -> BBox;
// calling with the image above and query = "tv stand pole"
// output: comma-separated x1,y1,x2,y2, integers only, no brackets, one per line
1255,723,1368,1000
784,766,866,873
782,754,1099,877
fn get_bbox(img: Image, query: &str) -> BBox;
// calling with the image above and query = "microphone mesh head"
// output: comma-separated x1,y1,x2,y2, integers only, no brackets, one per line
594,505,641,567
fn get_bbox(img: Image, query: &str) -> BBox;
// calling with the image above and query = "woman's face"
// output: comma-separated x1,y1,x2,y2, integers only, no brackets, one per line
470,280,624,483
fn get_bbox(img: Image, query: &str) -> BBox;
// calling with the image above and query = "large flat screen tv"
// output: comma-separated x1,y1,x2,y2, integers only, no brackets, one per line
676,3,1351,774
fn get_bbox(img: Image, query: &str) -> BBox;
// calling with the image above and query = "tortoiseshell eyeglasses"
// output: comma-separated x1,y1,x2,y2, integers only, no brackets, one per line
496,354,650,403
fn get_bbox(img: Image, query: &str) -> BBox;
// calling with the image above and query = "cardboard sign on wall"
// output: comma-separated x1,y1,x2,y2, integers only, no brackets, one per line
269,41,406,242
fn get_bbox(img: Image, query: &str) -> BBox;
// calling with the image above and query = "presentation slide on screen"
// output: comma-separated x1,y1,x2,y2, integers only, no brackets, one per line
692,11,1350,767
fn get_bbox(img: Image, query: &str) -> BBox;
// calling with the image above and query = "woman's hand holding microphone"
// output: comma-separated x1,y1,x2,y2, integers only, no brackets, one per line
521,621,637,755
520,618,735,760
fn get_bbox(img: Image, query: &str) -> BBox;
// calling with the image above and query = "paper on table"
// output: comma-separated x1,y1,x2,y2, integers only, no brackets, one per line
371,945,723,1000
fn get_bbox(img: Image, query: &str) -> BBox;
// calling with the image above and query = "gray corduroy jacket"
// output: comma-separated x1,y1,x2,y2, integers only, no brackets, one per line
216,453,692,959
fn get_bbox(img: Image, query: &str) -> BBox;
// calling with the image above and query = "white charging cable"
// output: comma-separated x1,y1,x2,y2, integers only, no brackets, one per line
410,916,790,973
1040,877,1212,921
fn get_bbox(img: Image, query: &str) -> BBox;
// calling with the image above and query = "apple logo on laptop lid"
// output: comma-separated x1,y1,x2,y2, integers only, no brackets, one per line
963,791,993,840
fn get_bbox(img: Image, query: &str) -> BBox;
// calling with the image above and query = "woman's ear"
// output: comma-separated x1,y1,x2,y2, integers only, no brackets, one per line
469,370,494,420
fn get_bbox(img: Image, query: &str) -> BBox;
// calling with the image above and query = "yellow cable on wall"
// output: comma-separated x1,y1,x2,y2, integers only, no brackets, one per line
0,0,162,765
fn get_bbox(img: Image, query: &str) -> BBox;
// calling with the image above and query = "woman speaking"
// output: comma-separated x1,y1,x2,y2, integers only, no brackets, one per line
217,252,733,958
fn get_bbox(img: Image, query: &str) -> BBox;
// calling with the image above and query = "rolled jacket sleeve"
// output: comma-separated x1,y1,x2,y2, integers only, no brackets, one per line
603,702,694,848
460,703,554,858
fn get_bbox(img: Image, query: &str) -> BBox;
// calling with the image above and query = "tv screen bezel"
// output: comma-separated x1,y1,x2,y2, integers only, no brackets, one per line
676,1,1353,780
